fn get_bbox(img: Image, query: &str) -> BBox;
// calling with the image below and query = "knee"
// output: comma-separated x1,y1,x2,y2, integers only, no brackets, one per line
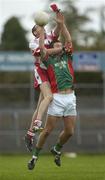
46,94,53,102
43,128,51,137
66,128,74,137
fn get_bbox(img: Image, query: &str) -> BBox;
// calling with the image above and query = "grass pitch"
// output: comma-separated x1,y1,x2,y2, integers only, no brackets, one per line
0,154,105,180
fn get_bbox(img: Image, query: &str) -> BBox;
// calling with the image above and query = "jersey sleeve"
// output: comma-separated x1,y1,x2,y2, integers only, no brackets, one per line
29,40,36,50
47,30,58,42
29,39,40,56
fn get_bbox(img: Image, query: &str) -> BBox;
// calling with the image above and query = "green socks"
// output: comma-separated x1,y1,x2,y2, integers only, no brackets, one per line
33,147,41,158
54,143,63,152
32,144,62,158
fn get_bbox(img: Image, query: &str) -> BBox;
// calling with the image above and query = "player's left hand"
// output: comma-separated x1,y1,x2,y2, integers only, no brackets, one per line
64,42,72,54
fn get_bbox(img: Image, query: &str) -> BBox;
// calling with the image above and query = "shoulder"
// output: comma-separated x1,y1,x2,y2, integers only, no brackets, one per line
29,38,39,50
45,30,58,42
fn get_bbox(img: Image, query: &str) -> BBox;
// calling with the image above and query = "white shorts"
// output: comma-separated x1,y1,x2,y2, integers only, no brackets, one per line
47,92,77,117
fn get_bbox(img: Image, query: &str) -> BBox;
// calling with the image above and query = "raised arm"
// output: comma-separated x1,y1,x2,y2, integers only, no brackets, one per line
55,12,72,43
53,12,62,37
50,4,61,37
61,23,72,43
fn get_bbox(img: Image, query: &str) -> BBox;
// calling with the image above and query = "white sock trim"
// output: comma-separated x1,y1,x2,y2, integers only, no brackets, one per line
32,155,38,159
54,146,61,155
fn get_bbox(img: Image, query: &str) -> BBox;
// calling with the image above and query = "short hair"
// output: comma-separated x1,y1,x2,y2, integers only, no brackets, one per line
32,25,38,36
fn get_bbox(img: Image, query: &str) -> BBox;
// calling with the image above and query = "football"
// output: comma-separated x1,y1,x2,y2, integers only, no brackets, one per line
34,11,49,26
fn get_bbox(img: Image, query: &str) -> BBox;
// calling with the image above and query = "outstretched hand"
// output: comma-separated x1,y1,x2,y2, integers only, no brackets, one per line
55,12,65,25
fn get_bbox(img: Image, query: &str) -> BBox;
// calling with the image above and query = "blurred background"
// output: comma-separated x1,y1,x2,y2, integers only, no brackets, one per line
0,0,105,154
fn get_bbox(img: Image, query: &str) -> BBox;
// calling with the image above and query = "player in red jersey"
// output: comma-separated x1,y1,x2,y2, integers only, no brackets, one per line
28,13,77,170
25,12,62,152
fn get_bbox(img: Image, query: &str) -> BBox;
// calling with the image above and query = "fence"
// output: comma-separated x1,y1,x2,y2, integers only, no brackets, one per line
0,81,105,153
0,51,105,153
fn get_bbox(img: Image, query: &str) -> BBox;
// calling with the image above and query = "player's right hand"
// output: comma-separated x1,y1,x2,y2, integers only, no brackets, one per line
55,12,65,25
50,3,60,13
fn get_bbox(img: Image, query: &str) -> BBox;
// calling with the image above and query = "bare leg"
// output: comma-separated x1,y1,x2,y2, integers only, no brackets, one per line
25,82,53,152
28,81,53,132
25,92,43,152
57,116,76,146
50,116,76,167
36,82,53,121
28,115,60,170
36,115,58,148
29,92,43,131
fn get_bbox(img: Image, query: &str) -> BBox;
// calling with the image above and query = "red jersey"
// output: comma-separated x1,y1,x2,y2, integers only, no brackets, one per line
29,30,58,64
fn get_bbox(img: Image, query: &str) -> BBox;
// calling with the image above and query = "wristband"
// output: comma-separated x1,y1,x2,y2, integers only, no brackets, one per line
50,3,61,12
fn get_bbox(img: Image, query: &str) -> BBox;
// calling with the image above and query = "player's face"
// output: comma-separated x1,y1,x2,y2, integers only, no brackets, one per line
54,42,62,48
33,25,44,38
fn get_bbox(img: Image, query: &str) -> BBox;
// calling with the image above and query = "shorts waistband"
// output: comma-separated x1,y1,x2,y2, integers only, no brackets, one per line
58,89,73,94
54,91,74,97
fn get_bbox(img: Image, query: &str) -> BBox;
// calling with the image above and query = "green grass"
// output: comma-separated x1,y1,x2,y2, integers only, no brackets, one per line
0,154,105,180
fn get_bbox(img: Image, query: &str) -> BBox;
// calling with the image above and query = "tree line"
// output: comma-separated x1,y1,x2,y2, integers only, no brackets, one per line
0,0,105,51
